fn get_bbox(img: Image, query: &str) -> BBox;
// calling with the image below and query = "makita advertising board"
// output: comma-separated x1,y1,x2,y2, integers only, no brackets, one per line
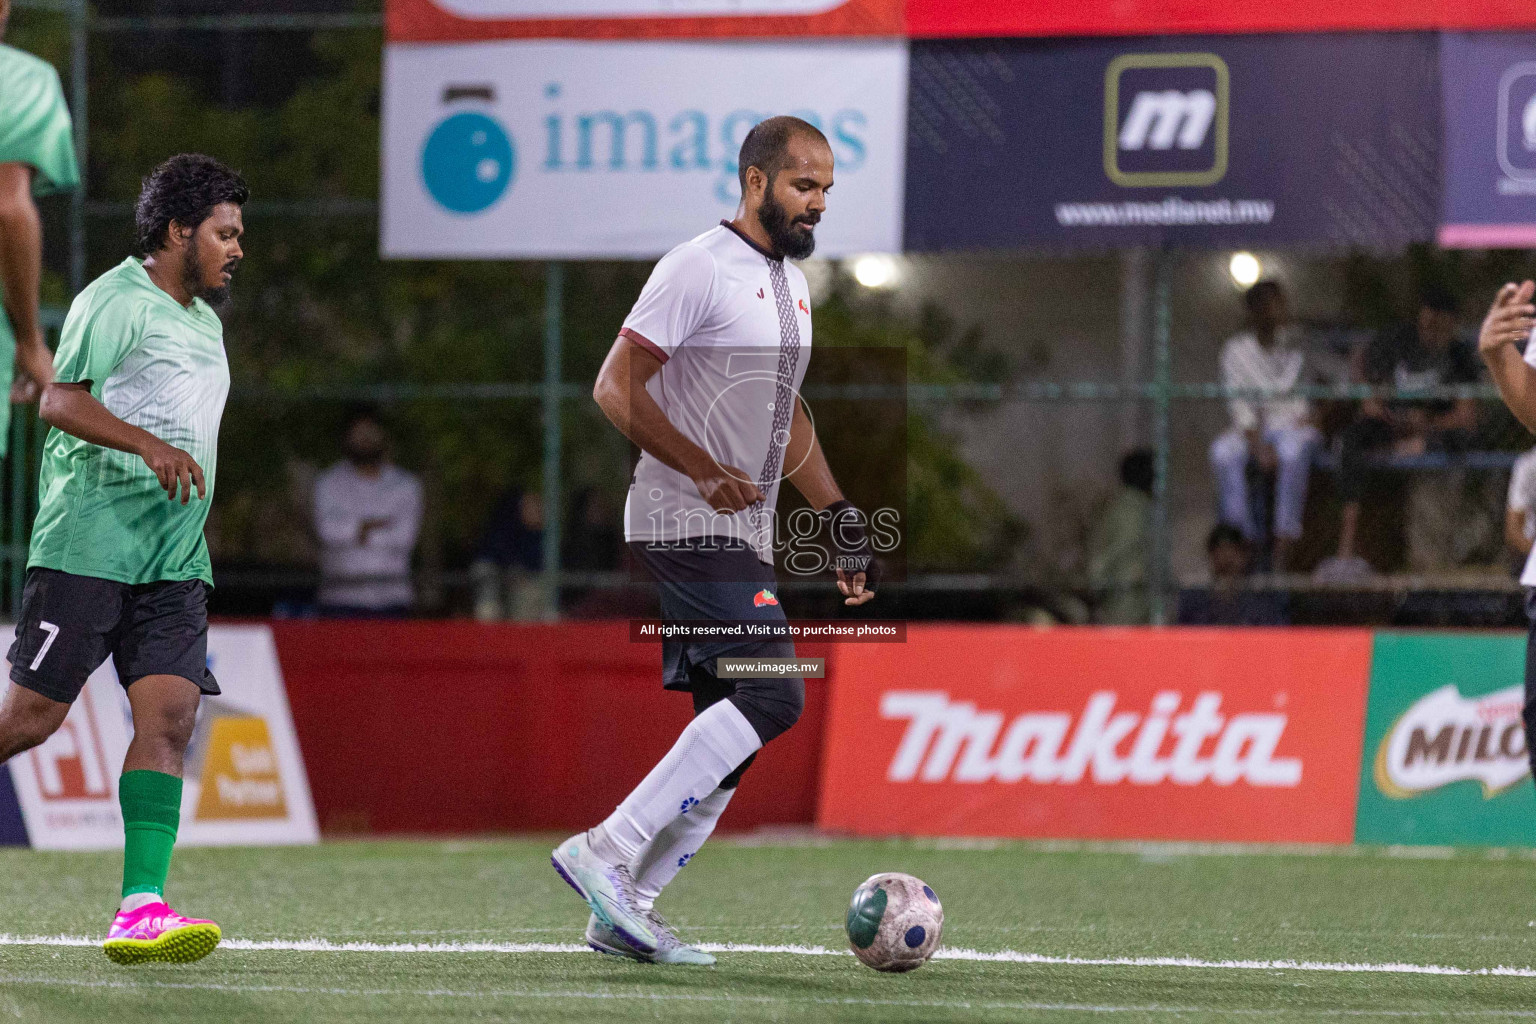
904,34,1441,250
818,627,1372,843
1439,33,1536,248
1355,634,1536,846
1,625,319,850
381,39,908,258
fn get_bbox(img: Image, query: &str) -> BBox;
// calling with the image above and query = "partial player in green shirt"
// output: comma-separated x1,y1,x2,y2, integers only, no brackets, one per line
0,0,81,451
0,153,246,967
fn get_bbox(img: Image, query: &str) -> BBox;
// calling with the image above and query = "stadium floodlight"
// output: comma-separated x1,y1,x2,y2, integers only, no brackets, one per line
852,254,899,290
1228,251,1262,288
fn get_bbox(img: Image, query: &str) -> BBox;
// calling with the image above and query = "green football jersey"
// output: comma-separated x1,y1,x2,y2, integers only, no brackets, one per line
0,42,80,458
29,258,229,586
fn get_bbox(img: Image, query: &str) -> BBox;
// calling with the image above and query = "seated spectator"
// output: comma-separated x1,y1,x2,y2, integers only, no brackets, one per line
1506,444,1536,572
1086,449,1152,625
470,486,545,621
1176,525,1289,626
1210,280,1320,571
312,408,423,617
1332,288,1479,570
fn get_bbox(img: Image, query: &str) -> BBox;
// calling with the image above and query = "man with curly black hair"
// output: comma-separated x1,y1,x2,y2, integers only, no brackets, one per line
0,153,245,966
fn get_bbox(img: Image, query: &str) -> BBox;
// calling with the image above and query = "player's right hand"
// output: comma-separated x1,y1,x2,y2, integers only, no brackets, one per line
140,439,206,505
1479,281,1536,356
692,462,764,514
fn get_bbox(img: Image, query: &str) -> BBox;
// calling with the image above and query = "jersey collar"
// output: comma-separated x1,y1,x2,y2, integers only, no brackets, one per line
719,219,782,262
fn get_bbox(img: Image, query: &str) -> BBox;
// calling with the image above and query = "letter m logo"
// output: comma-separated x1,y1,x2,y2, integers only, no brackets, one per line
1104,53,1229,188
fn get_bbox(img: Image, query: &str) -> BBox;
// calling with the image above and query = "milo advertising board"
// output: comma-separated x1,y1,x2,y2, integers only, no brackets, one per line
1355,633,1535,846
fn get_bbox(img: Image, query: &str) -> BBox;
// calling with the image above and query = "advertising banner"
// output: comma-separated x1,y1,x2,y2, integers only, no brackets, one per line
388,0,1536,43
1439,33,1536,248
387,0,901,42
818,627,1373,843
904,34,1440,251
906,0,1536,40
1354,633,1535,846
381,39,907,258
3,625,319,850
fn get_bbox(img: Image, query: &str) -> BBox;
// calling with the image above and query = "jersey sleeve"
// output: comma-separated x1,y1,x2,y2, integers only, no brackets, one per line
619,243,716,363
52,295,142,393
0,60,80,197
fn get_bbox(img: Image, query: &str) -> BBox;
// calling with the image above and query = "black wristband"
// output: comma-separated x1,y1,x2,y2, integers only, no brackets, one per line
822,499,879,591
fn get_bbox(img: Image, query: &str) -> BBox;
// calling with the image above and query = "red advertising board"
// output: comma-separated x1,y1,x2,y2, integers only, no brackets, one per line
271,621,829,834
907,0,1536,38
387,0,901,42
387,0,1536,42
818,626,1373,843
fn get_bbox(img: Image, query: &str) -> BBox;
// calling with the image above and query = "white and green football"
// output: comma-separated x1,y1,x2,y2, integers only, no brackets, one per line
844,872,944,972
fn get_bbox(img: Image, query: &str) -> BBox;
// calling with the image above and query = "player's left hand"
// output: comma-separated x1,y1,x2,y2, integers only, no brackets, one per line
824,499,879,606
1479,281,1536,356
836,567,876,606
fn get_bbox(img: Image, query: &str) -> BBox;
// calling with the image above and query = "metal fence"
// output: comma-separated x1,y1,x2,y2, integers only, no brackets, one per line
9,2,1534,626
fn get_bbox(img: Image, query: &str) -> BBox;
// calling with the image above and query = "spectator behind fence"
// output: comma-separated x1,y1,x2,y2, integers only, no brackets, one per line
1506,444,1536,572
1086,449,1152,624
1209,280,1320,571
1176,524,1290,626
313,408,423,616
1330,288,1479,572
471,486,545,621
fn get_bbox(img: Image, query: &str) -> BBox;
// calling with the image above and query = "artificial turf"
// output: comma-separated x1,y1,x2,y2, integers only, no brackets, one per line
0,836,1534,1022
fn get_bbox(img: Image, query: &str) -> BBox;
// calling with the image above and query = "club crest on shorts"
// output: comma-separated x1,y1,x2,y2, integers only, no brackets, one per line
754,589,779,607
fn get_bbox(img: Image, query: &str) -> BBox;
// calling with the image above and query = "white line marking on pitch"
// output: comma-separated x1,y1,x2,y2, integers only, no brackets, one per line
3,934,1536,979
1,975,1535,1017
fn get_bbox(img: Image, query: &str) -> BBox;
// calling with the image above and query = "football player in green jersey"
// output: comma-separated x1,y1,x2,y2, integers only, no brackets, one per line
0,0,80,434
0,154,245,966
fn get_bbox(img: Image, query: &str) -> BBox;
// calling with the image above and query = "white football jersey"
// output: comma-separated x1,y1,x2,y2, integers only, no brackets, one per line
619,221,814,564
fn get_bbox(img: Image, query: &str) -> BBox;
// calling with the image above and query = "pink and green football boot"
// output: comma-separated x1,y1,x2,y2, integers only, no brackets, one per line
103,902,221,965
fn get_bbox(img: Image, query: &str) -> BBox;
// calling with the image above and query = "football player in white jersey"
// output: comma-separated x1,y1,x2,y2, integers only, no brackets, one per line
552,116,878,964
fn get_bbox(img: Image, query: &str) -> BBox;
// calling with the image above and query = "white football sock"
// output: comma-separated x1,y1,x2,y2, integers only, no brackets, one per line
594,699,761,864
119,891,161,913
632,785,736,910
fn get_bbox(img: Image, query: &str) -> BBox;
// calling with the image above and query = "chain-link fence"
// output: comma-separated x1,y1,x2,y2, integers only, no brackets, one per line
9,2,1536,626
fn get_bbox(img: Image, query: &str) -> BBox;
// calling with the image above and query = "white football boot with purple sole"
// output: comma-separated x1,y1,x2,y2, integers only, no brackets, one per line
551,832,658,955
586,911,716,966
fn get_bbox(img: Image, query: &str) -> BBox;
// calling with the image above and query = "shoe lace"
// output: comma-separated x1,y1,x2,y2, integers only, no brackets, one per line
643,908,687,951
610,864,643,911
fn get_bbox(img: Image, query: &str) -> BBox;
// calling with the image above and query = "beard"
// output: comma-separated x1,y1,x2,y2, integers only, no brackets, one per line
757,188,818,260
183,233,237,308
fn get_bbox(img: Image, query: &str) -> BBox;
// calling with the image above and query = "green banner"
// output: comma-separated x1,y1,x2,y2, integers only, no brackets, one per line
1355,633,1535,846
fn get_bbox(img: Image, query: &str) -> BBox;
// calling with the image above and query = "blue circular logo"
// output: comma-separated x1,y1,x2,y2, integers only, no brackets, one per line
904,925,927,948
421,112,514,215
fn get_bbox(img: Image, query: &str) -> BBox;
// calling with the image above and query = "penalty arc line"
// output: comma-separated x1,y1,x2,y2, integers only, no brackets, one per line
3,934,1536,978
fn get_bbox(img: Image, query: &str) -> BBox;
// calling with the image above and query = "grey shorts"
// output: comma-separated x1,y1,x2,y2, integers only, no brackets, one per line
9,568,220,704
628,539,795,691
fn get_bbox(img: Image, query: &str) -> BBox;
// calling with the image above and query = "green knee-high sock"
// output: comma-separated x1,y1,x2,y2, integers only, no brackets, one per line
118,770,182,899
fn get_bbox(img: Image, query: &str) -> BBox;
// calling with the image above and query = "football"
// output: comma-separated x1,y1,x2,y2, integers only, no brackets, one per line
844,872,944,972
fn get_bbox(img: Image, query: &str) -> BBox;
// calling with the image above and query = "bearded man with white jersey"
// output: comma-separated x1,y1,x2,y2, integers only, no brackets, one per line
551,115,880,965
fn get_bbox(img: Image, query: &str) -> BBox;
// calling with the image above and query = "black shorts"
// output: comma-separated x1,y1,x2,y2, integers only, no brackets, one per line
628,539,795,692
8,568,221,705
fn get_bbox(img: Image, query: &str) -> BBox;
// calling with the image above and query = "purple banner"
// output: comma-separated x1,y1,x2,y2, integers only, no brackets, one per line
905,34,1442,251
1441,33,1536,248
